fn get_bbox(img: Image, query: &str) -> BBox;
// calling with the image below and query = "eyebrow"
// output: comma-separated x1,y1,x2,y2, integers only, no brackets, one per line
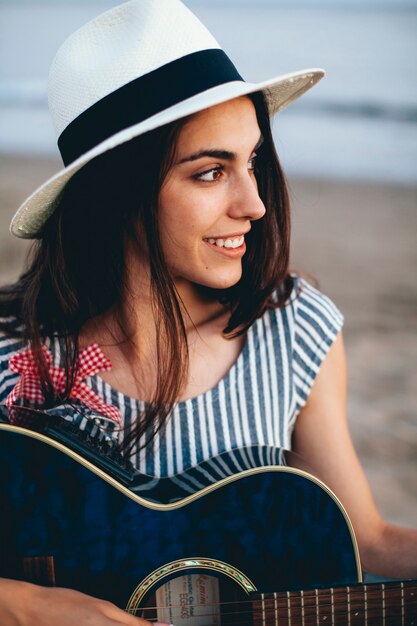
176,133,264,165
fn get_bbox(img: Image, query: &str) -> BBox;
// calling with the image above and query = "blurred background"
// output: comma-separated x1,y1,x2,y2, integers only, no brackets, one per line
0,0,416,526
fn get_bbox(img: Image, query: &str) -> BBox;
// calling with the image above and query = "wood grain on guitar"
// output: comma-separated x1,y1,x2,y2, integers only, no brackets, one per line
22,555,56,586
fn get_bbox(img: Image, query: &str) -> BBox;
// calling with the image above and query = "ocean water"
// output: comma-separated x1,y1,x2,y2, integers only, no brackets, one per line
1,1,416,184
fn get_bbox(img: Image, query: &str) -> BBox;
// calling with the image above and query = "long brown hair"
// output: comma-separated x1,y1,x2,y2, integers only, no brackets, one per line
0,92,293,454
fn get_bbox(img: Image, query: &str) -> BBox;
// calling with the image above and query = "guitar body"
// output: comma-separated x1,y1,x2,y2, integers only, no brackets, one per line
0,418,361,613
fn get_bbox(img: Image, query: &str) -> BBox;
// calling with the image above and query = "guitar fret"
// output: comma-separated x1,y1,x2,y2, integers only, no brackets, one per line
287,590,291,626
364,584,367,626
318,588,331,624
315,588,319,626
347,586,351,626
401,581,404,626
274,591,278,626
382,583,386,626
300,589,305,626
262,592,266,626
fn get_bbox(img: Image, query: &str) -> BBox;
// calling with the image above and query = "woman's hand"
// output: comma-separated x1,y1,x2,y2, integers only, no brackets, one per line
0,579,171,626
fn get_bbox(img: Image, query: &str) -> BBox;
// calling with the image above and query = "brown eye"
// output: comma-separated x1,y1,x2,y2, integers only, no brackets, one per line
194,166,223,182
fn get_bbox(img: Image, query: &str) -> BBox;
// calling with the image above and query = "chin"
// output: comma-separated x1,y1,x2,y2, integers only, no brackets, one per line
173,264,243,292
199,272,242,291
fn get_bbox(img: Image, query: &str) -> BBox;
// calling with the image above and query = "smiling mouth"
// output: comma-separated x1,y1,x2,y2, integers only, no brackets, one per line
203,234,245,249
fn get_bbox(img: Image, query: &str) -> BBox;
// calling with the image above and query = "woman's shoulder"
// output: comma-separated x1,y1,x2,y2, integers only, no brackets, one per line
268,273,344,412
292,273,343,324
269,273,344,333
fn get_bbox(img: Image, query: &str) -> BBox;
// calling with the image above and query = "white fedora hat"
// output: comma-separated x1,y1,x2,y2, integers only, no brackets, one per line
10,0,324,239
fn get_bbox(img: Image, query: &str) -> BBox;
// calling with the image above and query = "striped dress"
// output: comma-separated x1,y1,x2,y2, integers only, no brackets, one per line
0,276,343,478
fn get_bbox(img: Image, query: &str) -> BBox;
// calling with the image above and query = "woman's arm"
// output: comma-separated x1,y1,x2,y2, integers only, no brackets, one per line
292,332,417,578
0,578,167,626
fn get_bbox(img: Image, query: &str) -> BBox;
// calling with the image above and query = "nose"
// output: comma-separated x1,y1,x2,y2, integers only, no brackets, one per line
227,170,266,222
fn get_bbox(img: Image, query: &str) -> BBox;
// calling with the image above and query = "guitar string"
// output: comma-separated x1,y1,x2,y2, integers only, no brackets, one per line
139,607,416,624
137,603,416,615
144,616,402,626
148,614,253,626
132,585,417,615
134,602,417,622
135,592,417,614
137,597,417,614
134,583,417,609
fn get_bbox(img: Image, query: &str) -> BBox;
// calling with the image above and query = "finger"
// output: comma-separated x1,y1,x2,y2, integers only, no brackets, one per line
104,601,172,626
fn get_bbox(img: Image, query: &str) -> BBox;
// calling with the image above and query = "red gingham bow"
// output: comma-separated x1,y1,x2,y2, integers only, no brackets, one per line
6,343,121,424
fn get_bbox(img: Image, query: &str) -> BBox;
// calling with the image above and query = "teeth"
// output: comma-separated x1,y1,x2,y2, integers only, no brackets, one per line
206,235,244,249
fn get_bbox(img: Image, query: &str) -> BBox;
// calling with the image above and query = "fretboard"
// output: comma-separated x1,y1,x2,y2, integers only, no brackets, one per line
252,580,417,625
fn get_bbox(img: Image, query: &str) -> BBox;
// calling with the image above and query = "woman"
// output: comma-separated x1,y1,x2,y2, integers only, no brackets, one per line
0,0,416,624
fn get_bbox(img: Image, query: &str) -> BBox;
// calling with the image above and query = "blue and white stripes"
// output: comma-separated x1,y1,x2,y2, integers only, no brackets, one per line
0,276,343,478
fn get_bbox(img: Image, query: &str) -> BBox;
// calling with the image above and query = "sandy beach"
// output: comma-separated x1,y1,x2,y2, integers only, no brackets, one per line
0,153,416,527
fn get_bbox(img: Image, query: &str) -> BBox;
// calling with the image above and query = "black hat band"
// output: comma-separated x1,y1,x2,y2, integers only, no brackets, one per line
58,49,244,166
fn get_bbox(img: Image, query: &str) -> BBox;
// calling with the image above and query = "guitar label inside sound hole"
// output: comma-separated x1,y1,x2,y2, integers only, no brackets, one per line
156,574,220,625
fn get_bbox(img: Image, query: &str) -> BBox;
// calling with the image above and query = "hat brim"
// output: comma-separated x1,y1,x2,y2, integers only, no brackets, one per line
10,68,324,239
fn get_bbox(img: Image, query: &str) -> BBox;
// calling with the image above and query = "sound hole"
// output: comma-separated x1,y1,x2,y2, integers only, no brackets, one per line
139,572,250,625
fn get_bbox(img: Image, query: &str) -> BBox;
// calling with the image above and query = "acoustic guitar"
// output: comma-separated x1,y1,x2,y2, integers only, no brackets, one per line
0,405,415,625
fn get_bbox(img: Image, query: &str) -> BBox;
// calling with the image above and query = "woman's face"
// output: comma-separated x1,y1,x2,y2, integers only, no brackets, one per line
158,96,266,291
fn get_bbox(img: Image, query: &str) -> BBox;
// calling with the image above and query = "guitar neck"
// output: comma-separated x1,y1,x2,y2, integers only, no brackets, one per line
252,580,417,625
